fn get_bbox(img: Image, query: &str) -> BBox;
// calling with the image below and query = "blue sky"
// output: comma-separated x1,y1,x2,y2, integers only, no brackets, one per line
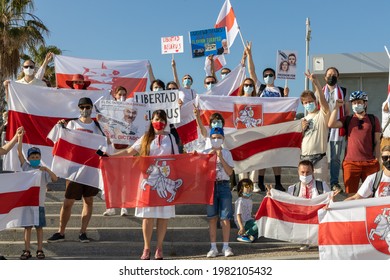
34,0,390,110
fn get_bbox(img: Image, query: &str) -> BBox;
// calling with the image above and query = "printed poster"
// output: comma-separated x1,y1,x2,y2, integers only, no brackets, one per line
276,50,297,80
189,27,228,58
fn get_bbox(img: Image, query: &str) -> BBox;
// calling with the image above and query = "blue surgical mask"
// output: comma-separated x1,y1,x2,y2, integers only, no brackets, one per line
153,87,163,92
221,74,227,79
183,79,192,87
304,102,316,113
243,192,252,198
352,104,365,114
30,159,41,167
211,120,223,128
264,76,274,85
244,85,254,95
207,83,214,90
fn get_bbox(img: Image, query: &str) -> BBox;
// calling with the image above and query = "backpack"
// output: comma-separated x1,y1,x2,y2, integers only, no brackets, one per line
343,114,377,152
293,180,324,197
371,170,383,197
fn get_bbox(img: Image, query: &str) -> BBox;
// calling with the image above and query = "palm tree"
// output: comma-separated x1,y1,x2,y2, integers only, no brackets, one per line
0,0,49,112
22,44,62,87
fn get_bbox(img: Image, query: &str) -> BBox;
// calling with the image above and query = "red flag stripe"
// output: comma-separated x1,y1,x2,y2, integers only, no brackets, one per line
176,119,198,145
318,221,369,245
230,131,302,161
53,138,100,168
0,187,40,214
215,7,236,32
255,197,325,224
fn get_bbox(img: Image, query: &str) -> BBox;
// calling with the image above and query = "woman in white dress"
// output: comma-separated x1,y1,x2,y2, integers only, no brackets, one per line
111,109,178,260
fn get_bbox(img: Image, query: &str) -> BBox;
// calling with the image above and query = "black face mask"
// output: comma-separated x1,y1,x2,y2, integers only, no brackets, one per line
383,161,390,171
326,75,338,86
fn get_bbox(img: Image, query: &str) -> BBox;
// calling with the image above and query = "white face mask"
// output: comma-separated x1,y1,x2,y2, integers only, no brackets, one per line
23,68,34,76
244,85,254,95
153,87,163,92
352,104,365,114
264,76,274,85
299,174,313,185
206,83,214,90
119,96,126,102
211,138,223,149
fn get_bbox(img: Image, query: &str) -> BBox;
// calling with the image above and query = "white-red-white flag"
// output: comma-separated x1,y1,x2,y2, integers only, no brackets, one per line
54,55,148,97
206,63,246,96
204,54,227,73
255,189,331,245
47,126,107,188
318,196,390,260
223,120,302,173
0,171,42,231
5,82,110,171
215,0,239,49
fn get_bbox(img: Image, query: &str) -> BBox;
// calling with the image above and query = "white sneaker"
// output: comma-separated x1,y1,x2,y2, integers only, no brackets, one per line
206,248,219,258
103,208,115,216
222,246,234,257
253,183,261,193
120,208,128,216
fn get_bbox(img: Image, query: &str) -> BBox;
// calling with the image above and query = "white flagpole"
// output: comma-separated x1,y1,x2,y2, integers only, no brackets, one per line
305,18,311,91
385,46,390,59
238,28,246,49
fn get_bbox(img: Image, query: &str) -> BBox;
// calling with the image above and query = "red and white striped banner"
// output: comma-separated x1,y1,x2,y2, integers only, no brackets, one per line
5,81,110,171
255,189,331,245
223,120,302,173
205,64,246,96
215,0,239,49
0,171,42,231
100,153,216,208
318,196,390,260
48,126,107,188
54,55,148,97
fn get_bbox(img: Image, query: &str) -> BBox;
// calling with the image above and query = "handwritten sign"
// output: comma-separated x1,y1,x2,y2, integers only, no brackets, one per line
161,36,184,54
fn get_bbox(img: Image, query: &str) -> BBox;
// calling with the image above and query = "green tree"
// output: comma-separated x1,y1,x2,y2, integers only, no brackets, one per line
0,0,49,113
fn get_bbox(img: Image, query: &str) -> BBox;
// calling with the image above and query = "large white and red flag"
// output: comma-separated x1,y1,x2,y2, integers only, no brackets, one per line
5,81,110,171
206,64,246,96
215,0,239,49
318,196,390,260
255,189,332,245
223,120,302,173
54,55,148,97
100,153,216,208
0,171,42,231
47,126,107,188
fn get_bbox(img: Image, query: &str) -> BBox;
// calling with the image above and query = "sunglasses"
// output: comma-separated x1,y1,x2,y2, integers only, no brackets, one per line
358,119,364,130
79,106,92,110
23,65,34,69
244,84,254,87
382,156,390,162
264,74,274,78
205,81,216,85
221,72,230,75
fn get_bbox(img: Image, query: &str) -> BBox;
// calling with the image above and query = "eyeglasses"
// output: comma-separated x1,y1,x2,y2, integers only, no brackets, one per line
263,74,274,78
23,65,34,69
358,119,364,130
382,156,390,162
79,106,92,110
244,84,254,87
205,81,216,85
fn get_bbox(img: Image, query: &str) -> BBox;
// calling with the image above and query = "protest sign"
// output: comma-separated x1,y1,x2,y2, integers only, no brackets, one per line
189,27,228,58
134,90,180,123
276,50,297,80
96,100,147,145
161,36,184,54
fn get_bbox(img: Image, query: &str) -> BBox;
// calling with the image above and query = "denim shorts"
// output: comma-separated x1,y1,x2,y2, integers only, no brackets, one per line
207,180,233,220
25,207,46,228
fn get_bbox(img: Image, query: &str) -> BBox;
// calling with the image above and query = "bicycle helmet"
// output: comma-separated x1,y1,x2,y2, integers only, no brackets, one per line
349,91,368,101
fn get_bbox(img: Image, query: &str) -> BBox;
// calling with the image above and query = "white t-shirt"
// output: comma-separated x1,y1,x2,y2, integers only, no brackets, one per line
67,119,103,135
234,197,253,228
16,77,47,87
301,108,330,155
202,148,234,181
358,172,390,198
178,87,197,105
287,180,331,198
131,133,179,155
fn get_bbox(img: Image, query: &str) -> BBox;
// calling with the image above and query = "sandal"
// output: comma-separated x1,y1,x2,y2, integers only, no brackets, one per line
36,250,45,260
20,250,32,260
140,249,150,260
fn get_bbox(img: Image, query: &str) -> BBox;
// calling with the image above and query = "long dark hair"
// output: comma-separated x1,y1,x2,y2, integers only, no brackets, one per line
140,110,167,156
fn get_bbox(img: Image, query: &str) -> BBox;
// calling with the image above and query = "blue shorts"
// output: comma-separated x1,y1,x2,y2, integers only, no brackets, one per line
25,207,46,228
207,180,233,220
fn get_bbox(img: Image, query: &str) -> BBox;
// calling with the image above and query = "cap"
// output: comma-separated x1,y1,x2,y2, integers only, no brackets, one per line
210,127,224,137
78,97,93,107
27,147,41,157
